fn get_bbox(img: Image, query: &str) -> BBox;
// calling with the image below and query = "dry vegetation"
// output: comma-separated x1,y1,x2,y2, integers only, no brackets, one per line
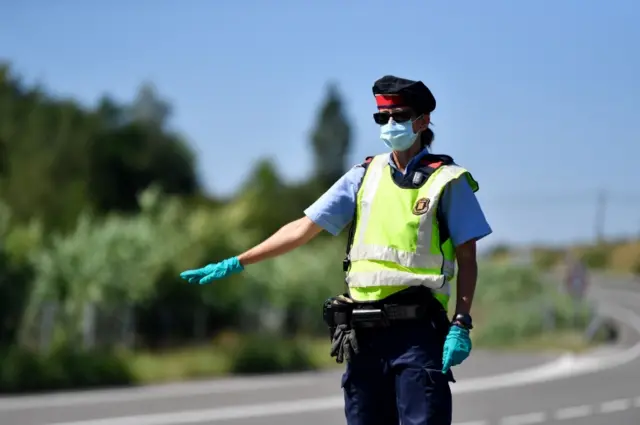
488,238,640,275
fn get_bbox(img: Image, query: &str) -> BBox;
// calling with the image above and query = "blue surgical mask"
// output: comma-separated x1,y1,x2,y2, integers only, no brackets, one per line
380,120,419,151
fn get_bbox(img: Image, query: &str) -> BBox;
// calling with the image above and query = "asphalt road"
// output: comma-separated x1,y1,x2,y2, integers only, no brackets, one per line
1,275,639,425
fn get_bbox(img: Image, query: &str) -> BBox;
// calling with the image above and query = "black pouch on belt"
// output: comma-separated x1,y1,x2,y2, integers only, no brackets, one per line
322,293,354,337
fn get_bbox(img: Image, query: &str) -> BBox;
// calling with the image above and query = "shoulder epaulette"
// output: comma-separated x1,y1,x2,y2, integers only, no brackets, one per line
361,156,375,168
419,154,455,169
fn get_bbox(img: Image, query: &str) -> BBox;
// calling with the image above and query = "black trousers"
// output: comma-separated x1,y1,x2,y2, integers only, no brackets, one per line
341,311,455,425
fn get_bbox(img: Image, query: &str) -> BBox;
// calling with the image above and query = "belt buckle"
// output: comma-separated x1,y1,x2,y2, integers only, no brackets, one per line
351,308,390,328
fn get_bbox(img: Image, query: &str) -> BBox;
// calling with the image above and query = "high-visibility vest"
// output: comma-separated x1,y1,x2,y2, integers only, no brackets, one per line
345,153,479,309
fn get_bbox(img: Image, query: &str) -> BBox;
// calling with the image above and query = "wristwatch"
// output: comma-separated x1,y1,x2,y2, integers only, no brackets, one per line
452,313,473,330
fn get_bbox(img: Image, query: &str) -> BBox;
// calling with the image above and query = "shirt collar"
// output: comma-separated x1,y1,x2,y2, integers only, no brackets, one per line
387,146,430,175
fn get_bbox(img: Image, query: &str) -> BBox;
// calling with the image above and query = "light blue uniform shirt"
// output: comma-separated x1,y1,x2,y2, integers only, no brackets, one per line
304,148,492,247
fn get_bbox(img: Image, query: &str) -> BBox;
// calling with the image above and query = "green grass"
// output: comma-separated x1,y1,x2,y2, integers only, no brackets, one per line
128,335,338,384
130,345,232,384
126,329,600,385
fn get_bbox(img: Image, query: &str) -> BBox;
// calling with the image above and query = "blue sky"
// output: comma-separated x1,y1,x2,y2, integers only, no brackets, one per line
2,0,639,246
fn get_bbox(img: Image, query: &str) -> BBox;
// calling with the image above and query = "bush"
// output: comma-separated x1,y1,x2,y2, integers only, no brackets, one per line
470,264,595,348
531,248,564,271
229,333,315,374
580,246,610,269
0,345,134,393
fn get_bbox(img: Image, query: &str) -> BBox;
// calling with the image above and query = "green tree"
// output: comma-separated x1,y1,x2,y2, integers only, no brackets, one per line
0,63,199,228
309,83,352,190
18,188,189,348
88,122,199,213
128,82,172,129
0,202,39,346
230,159,290,241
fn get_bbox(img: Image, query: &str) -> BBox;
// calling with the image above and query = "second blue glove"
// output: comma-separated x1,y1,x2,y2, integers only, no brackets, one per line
179,257,244,285
441,325,472,374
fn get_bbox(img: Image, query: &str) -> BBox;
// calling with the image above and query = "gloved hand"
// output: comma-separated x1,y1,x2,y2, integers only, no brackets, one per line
441,325,472,373
179,257,244,285
330,324,359,364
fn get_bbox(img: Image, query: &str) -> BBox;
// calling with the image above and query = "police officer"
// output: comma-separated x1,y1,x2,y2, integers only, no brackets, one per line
179,75,492,425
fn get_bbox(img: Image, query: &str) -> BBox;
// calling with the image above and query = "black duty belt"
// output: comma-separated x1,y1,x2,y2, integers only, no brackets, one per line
339,303,428,329
324,287,446,331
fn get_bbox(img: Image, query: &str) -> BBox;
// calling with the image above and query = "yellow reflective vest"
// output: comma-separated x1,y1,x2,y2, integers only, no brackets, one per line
345,153,479,309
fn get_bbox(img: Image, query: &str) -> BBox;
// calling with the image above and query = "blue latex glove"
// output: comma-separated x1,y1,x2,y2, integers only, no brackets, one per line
179,257,244,285
442,325,472,374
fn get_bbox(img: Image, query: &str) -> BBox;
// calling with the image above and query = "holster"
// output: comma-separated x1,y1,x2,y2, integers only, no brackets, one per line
322,293,354,338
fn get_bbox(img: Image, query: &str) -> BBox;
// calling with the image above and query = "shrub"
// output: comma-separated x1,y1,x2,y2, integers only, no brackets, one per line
229,333,315,374
531,248,564,271
470,264,595,347
580,245,610,269
0,345,133,393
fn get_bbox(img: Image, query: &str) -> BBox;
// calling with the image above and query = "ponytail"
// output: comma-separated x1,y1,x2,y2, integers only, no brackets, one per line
420,126,435,149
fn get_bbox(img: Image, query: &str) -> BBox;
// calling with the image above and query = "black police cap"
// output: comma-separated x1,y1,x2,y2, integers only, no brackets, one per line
372,75,436,114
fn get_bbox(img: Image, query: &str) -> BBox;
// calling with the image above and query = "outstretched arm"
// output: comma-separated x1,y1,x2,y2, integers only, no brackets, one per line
179,165,364,285
238,217,322,266
240,163,365,266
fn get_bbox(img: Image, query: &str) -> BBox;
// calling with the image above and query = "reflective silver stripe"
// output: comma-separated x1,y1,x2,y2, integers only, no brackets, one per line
345,260,454,290
353,155,386,248
351,158,467,271
348,244,456,271
346,269,447,289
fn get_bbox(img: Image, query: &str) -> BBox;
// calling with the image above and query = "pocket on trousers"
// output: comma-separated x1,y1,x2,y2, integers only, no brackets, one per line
422,368,453,410
397,367,453,425
422,368,453,388
340,367,365,422
341,369,350,389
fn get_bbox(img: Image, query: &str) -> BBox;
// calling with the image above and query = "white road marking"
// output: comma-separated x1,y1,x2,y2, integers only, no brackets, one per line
500,411,546,425
0,375,325,411
553,404,593,420
45,397,346,425
599,398,631,413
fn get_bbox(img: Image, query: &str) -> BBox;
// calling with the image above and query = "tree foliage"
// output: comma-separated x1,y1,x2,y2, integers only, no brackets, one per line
309,83,352,190
0,64,199,230
0,62,357,353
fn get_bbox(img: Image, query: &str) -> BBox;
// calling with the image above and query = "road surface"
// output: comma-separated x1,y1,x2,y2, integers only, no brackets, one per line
1,276,639,425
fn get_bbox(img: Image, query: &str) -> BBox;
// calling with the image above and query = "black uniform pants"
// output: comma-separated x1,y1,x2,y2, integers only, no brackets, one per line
341,319,454,425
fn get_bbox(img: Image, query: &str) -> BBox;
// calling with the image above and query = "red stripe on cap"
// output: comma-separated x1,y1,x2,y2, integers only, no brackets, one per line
375,94,405,108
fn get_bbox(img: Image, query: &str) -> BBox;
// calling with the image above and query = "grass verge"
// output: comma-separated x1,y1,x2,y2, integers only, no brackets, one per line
128,331,606,386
